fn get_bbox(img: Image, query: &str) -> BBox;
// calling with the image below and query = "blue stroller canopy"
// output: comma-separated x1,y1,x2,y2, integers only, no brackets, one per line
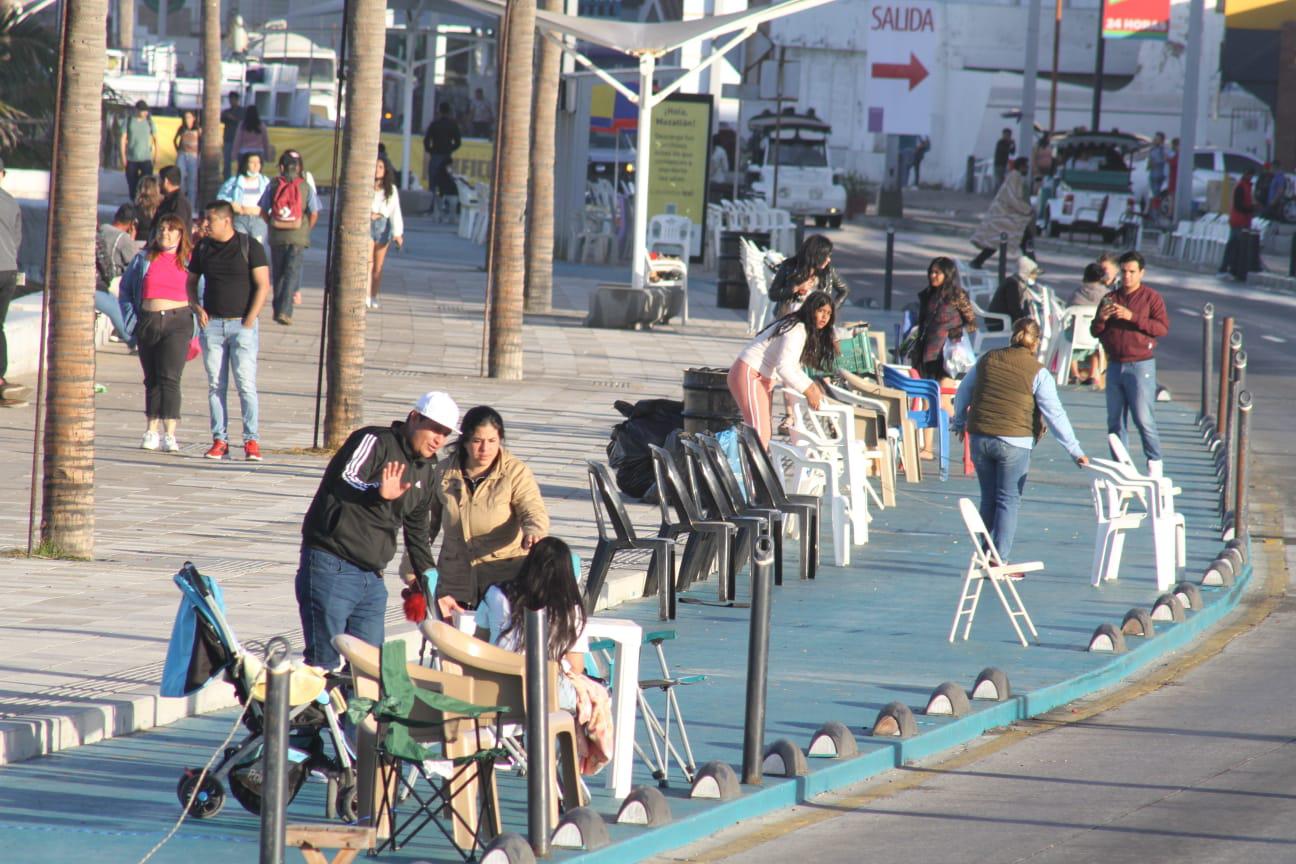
161,563,238,699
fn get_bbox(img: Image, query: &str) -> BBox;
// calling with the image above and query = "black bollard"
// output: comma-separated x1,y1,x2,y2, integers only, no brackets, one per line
965,155,976,194
259,637,292,864
525,609,552,857
1199,303,1214,427
1290,233,1296,278
1235,390,1252,532
997,232,1008,286
883,225,895,311
741,537,776,786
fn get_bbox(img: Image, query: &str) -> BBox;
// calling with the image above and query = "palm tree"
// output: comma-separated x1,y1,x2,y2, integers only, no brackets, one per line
198,0,222,203
41,0,109,558
324,0,384,447
523,0,561,314
487,0,536,378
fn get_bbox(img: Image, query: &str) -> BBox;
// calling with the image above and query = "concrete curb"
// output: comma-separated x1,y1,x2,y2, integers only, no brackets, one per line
566,551,1254,864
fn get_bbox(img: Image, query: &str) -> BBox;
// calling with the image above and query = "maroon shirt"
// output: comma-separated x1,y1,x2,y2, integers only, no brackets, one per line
1090,283,1169,363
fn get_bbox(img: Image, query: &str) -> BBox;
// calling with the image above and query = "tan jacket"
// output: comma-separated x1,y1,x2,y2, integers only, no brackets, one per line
429,447,549,604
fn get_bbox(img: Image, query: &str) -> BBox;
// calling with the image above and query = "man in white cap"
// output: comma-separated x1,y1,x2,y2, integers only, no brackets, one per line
295,391,459,669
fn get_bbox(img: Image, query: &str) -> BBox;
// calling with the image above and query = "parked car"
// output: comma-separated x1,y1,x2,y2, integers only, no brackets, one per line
746,109,847,228
1036,131,1141,243
1130,146,1263,210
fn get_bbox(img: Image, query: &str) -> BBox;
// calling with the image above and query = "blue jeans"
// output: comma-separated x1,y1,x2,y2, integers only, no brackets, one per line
1105,358,1161,462
295,545,387,670
271,244,305,320
201,317,259,443
970,435,1033,561
95,290,133,348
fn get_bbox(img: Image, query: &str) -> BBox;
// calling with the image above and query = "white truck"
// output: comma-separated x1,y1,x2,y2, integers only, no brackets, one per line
746,109,847,228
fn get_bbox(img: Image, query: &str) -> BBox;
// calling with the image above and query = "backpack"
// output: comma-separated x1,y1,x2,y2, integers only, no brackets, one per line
270,176,304,230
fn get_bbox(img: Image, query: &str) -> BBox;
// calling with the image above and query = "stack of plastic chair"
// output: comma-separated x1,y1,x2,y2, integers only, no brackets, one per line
680,438,769,600
787,393,884,533
648,444,739,603
1104,434,1185,574
1085,466,1148,588
739,237,772,335
1085,457,1181,592
453,175,481,240
882,365,950,481
696,432,787,582
737,425,819,579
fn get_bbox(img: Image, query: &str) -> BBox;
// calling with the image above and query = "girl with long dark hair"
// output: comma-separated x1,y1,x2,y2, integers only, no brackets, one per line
217,151,271,244
767,234,849,314
909,256,977,459
475,537,613,775
728,290,838,447
368,155,404,309
232,105,272,162
133,175,162,241
173,110,202,204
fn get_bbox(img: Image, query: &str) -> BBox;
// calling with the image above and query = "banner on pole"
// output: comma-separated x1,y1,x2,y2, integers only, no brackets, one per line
1101,0,1170,40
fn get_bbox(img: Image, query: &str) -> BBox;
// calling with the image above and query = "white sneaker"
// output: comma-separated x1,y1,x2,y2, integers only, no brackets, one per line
371,299,380,310
140,430,160,450
161,435,180,453
364,298,372,309
1147,459,1163,478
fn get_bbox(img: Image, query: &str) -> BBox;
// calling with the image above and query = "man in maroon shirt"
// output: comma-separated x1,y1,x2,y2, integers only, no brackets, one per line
1090,250,1170,476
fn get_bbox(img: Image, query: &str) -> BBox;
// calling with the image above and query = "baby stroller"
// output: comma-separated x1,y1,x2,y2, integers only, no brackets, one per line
161,562,357,821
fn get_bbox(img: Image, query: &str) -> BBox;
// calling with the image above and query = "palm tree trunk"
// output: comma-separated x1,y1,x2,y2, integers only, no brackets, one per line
486,0,536,379
41,0,109,558
199,0,222,203
324,0,384,447
523,0,560,314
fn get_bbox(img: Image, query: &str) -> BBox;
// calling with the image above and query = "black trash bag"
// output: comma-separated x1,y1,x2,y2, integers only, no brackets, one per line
607,398,683,499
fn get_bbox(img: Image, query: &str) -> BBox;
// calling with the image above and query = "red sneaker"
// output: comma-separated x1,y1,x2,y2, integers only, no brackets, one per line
244,440,263,462
204,439,229,460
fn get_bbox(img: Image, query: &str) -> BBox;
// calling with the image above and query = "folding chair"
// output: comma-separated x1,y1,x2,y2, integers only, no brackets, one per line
736,424,819,580
587,629,703,788
584,461,676,620
337,638,507,859
949,498,1042,647
648,444,738,603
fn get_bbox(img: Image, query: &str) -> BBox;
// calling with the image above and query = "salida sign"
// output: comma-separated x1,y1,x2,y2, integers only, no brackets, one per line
867,1,938,135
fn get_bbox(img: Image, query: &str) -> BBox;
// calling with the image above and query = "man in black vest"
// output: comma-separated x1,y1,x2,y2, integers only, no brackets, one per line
952,318,1088,566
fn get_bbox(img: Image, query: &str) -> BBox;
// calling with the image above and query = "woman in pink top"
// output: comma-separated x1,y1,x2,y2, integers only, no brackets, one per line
136,214,195,453
727,291,837,447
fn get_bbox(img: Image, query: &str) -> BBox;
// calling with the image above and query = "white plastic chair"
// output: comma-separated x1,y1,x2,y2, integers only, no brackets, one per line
768,440,851,567
786,393,882,549
1088,457,1182,591
949,498,1042,647
968,293,1013,354
821,380,900,505
1087,468,1148,587
1046,305,1101,386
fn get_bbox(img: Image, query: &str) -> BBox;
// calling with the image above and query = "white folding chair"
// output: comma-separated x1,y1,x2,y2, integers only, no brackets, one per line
949,498,1042,647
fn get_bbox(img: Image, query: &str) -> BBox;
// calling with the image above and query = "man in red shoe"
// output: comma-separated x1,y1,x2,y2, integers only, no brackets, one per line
186,200,270,461
296,391,459,670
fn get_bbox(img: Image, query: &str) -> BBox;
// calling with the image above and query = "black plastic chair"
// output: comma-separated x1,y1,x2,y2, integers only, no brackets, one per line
585,460,676,620
680,437,767,601
695,432,786,586
737,424,819,580
648,444,738,603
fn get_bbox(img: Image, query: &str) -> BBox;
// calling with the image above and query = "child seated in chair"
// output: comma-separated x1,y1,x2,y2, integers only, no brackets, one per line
475,537,614,775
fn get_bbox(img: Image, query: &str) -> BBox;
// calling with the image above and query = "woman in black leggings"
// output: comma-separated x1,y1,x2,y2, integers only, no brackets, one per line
135,214,195,452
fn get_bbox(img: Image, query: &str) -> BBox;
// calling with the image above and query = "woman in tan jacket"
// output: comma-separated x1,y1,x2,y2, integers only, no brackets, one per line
428,406,549,618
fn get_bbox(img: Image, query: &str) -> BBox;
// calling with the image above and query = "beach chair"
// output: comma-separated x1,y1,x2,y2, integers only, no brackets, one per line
584,461,676,619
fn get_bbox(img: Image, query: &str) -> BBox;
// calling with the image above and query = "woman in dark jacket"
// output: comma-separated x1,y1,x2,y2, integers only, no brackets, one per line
767,234,849,314
909,256,978,458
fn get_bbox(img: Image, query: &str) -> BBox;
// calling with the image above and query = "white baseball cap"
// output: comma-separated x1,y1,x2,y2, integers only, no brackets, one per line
412,391,460,432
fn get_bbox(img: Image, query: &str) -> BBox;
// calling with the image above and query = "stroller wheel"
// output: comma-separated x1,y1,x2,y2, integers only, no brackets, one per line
177,770,226,819
336,781,359,824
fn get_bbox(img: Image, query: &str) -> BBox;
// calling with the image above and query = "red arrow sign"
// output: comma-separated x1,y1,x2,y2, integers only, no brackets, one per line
871,52,928,91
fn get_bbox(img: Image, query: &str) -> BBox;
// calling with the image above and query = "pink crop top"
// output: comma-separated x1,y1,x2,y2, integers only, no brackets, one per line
142,253,189,302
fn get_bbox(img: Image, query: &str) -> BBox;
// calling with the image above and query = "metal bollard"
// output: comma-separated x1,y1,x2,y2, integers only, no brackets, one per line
1216,317,1235,435
1198,302,1214,427
965,155,976,194
525,608,552,857
998,233,1008,286
1235,390,1252,532
1222,349,1247,515
259,637,292,864
1290,233,1296,278
741,537,776,786
884,225,895,311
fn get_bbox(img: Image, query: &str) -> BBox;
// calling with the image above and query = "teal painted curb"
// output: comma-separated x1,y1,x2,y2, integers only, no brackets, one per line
566,552,1254,864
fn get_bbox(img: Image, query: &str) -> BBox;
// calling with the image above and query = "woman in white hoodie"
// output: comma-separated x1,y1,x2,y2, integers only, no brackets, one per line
727,291,838,447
